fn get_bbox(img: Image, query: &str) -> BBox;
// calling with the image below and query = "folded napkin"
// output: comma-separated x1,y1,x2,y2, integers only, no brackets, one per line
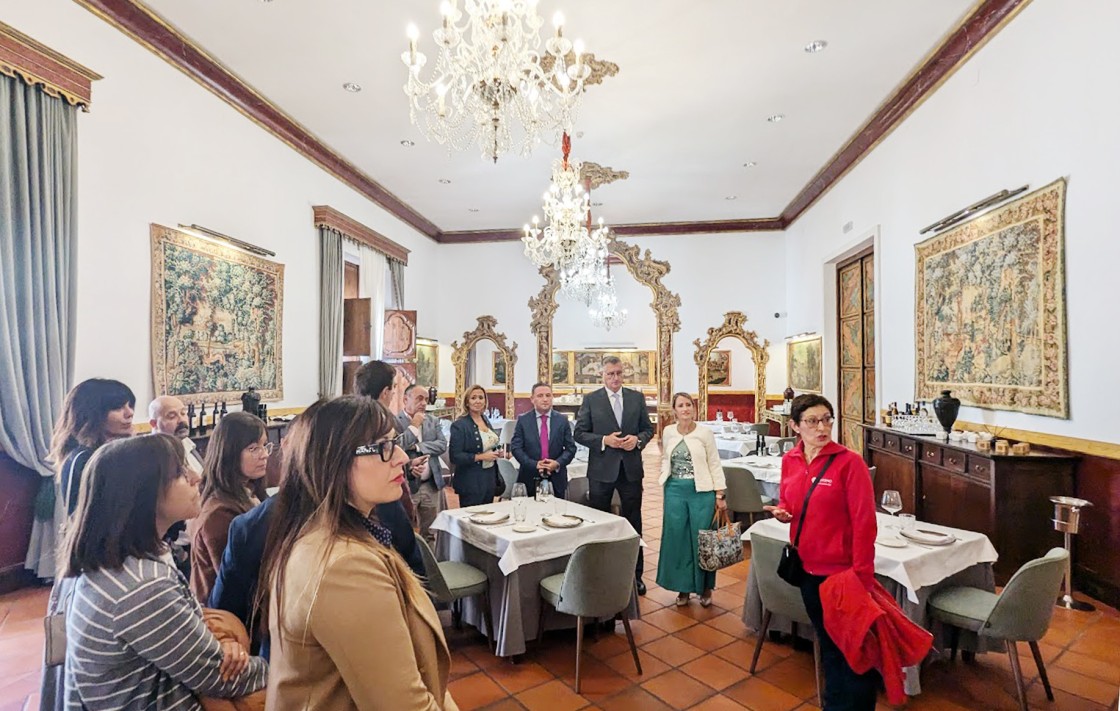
900,528,955,545
471,512,508,524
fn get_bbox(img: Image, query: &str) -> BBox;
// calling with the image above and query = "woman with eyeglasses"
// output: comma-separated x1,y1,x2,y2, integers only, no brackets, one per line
262,396,458,710
190,412,271,602
764,394,878,710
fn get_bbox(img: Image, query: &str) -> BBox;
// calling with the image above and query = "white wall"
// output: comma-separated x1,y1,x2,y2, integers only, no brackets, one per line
783,0,1120,443
435,232,790,397
4,0,441,410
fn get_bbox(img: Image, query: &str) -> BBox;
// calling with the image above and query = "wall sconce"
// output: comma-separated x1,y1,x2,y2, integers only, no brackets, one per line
178,223,275,257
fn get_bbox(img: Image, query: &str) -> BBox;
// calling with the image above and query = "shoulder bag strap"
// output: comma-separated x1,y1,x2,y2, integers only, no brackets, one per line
790,453,840,548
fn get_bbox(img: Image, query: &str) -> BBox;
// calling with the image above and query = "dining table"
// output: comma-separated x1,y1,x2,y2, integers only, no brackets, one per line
722,454,783,501
741,512,999,695
432,498,641,657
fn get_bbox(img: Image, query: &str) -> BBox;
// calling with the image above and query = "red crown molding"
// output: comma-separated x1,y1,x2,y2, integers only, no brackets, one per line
313,205,410,265
0,21,101,109
73,0,440,240
78,0,1027,242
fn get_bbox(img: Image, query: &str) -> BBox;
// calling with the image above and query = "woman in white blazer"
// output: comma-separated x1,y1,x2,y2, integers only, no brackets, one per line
656,392,727,607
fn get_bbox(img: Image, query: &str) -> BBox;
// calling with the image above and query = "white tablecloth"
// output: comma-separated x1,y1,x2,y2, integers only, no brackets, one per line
432,499,640,575
723,455,783,500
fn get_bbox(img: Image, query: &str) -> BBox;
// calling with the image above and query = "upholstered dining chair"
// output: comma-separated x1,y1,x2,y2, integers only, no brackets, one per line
495,457,518,499
498,420,517,445
928,547,1069,711
724,465,772,526
775,436,798,453
415,536,495,652
537,537,642,693
564,476,620,514
749,533,823,704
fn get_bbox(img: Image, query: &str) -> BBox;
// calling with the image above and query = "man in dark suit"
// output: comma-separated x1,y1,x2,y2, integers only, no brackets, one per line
574,355,654,594
511,382,578,499
397,383,448,543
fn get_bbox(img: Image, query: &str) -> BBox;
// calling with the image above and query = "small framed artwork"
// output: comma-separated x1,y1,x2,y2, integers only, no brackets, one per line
787,335,823,394
415,339,438,389
551,351,571,385
492,352,507,385
707,350,731,386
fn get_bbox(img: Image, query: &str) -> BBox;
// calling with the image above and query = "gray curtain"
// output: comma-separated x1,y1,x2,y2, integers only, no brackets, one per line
318,227,344,398
0,74,78,578
388,257,405,309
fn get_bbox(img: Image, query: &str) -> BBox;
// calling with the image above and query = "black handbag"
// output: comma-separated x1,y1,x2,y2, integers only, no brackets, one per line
776,453,839,586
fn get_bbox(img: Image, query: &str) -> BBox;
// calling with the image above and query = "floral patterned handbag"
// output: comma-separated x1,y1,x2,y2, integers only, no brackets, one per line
698,508,743,572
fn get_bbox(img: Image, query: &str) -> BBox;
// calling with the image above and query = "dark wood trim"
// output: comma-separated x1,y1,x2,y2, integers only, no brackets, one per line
0,20,102,109
779,0,1032,227
313,205,410,265
77,0,1028,241
72,0,440,240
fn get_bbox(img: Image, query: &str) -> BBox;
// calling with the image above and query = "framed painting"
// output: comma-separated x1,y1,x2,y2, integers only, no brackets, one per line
572,350,656,385
707,350,731,386
492,352,507,385
551,350,571,385
915,179,1068,417
151,224,283,403
787,335,822,394
415,340,438,389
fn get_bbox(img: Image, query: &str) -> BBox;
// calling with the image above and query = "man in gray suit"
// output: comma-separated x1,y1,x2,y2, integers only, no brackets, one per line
397,383,448,543
574,355,654,594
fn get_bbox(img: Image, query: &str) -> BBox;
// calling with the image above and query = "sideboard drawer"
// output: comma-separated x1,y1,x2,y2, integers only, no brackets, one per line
884,433,901,452
921,443,942,466
942,449,967,473
869,429,885,449
967,455,992,480
899,438,917,458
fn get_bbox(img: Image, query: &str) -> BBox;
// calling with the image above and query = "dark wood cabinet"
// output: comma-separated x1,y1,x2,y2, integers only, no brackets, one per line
862,424,1077,584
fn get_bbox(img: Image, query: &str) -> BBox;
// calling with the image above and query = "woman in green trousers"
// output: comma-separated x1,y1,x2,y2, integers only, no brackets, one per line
656,392,727,607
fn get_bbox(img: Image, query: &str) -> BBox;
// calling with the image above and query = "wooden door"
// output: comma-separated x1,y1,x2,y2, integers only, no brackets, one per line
837,250,875,452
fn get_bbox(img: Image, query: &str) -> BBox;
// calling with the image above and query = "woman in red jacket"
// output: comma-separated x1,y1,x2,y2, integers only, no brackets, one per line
764,394,879,710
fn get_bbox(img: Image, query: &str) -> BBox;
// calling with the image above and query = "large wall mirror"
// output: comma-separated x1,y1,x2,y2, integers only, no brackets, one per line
693,311,770,422
450,316,518,418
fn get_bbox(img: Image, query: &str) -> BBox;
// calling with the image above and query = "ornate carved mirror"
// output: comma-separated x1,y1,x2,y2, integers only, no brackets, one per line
528,239,681,426
693,311,770,422
451,316,518,418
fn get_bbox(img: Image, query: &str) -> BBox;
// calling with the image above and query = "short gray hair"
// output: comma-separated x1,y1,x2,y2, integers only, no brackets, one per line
601,355,622,368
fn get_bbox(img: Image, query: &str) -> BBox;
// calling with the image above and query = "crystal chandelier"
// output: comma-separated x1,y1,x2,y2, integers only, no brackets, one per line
522,133,589,271
402,1,592,162
589,280,628,331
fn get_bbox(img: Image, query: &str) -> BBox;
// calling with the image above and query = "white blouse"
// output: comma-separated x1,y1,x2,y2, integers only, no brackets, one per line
659,424,726,492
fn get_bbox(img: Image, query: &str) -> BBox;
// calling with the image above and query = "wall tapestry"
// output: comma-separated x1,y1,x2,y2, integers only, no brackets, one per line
416,340,439,389
151,224,284,402
787,335,822,394
706,350,731,387
914,178,1068,417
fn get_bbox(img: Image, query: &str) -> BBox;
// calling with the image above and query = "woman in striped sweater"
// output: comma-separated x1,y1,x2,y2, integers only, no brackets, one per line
60,433,267,710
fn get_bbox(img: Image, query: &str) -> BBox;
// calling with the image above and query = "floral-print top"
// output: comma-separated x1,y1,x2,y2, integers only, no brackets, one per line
670,440,695,480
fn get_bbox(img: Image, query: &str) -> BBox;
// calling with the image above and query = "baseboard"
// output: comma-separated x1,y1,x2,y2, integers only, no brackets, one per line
1077,567,1119,610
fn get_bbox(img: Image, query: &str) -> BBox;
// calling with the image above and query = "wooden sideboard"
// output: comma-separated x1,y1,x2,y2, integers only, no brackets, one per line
861,424,1078,584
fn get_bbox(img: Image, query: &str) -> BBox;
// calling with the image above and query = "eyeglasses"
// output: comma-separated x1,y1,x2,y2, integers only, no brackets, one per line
355,434,404,462
246,442,275,457
799,416,835,429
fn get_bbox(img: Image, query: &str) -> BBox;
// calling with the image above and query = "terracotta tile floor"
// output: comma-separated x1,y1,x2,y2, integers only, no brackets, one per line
3,442,1118,710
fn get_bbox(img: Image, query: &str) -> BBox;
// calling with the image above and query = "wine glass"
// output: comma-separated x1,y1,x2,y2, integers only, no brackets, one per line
511,482,528,523
538,479,553,506
767,442,781,458
881,490,903,529
511,482,527,500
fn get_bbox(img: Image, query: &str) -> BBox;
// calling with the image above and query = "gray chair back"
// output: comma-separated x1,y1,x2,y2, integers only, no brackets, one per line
745,423,770,437
776,437,798,453
556,537,640,619
867,465,877,484
724,466,766,515
496,458,518,499
499,420,517,445
414,536,452,602
750,533,812,625
567,476,589,504
984,547,1068,642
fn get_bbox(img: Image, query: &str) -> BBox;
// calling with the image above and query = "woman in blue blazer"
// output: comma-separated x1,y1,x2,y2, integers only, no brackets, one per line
449,385,509,507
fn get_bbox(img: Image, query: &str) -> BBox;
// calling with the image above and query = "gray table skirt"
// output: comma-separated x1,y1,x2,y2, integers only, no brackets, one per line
741,562,996,695
437,533,640,658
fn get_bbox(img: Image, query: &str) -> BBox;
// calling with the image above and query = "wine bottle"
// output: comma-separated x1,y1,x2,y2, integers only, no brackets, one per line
187,403,196,437
220,401,228,422
198,402,208,435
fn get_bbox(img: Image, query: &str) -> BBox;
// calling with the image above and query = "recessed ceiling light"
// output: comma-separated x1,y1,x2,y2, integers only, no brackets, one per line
767,114,785,123
743,161,758,168
725,195,737,201
342,82,362,93
467,208,479,213
438,178,451,184
576,131,585,139
591,201,603,207
804,40,828,54
400,139,415,147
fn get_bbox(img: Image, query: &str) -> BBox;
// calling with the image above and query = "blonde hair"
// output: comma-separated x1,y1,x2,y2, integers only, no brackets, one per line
460,384,488,416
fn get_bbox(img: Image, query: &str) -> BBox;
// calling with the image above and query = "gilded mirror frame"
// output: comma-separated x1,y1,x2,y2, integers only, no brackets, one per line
693,311,770,422
451,315,518,418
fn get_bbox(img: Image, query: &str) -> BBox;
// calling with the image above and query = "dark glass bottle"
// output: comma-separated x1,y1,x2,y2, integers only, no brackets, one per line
219,401,228,422
187,403,196,437
198,402,208,435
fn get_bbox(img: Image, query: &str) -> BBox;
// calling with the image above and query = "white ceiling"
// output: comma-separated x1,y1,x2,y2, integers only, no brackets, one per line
142,0,975,232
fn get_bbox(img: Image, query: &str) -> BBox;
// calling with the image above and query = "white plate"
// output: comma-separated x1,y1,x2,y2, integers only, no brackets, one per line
876,536,907,548
512,523,537,533
900,528,956,546
470,513,510,525
542,514,583,528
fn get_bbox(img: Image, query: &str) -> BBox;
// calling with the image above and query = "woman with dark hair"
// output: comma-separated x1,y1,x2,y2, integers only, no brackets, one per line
261,396,458,709
50,378,136,517
61,434,267,710
765,393,879,710
190,412,269,602
657,392,727,608
449,384,509,507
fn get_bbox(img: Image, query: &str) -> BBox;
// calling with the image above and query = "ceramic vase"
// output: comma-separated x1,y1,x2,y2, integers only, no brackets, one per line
932,389,960,438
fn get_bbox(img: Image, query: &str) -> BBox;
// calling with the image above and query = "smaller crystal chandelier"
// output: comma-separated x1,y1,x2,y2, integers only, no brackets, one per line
589,279,627,331
522,133,589,271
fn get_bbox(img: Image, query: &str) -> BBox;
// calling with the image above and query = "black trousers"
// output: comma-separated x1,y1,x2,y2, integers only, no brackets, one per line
588,470,644,577
799,574,880,711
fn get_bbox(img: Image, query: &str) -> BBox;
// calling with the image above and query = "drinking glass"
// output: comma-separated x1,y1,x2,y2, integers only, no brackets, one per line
898,513,916,531
511,483,527,500
882,490,903,529
513,497,528,523
538,479,553,505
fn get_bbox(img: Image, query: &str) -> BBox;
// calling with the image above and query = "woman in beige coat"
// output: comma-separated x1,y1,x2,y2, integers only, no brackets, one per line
260,396,458,710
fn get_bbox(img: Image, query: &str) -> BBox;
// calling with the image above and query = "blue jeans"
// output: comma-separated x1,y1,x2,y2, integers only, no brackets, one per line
799,574,880,710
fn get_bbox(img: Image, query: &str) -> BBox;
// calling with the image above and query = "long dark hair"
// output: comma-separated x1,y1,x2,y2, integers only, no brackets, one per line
49,378,135,467
258,396,417,641
62,434,185,576
200,412,266,512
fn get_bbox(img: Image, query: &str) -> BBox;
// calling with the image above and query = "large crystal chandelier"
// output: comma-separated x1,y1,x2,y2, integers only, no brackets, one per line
402,1,592,162
522,133,589,270
589,280,628,331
